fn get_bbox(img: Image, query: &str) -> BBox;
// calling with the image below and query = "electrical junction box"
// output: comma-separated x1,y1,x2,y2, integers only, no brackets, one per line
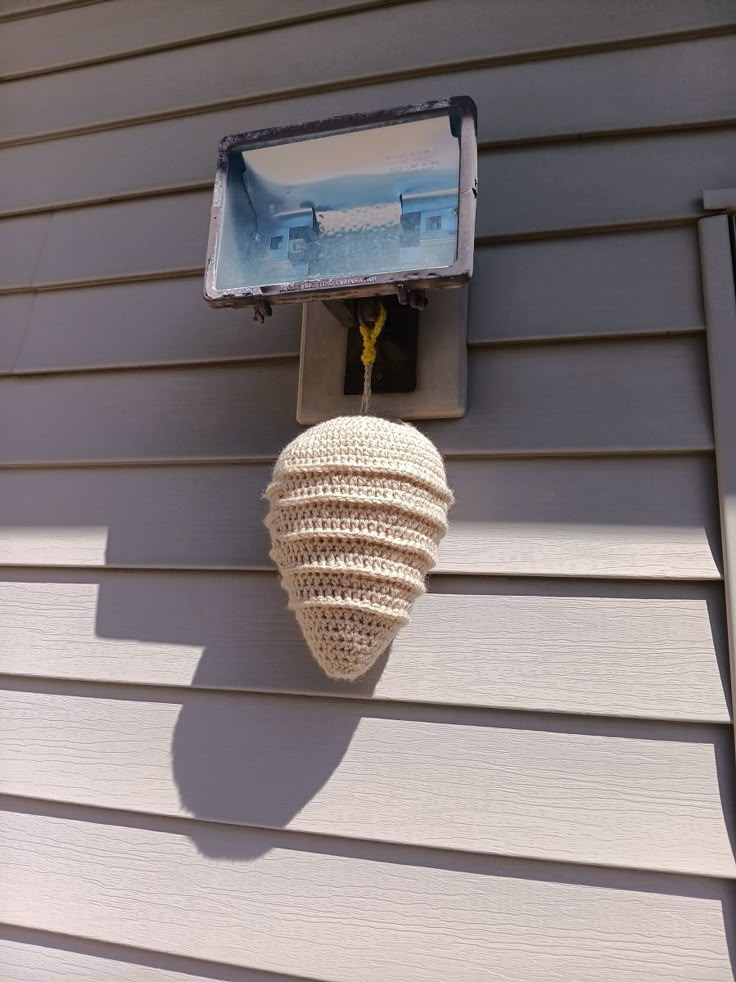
297,285,468,424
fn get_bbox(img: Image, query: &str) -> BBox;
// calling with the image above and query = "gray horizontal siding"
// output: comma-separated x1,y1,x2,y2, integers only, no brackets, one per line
2,680,734,876
1,802,733,981
0,927,309,982
4,129,736,292
0,0,394,78
0,571,728,722
5,0,736,81
0,0,95,19
2,4,736,146
0,336,713,463
2,34,736,216
0,456,721,578
0,294,33,371
0,228,704,373
2,2,735,979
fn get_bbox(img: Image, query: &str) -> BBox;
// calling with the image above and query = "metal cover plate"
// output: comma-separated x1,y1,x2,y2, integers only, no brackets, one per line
297,286,467,424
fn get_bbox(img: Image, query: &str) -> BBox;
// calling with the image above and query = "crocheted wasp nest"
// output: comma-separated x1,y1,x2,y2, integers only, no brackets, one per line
265,415,453,680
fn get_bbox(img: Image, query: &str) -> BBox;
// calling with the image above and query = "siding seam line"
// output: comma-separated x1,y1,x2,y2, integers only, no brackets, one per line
0,564,722,588
0,563,722,583
0,0,105,25
0,447,717,470
0,218,705,299
0,327,708,380
0,790,732,882
4,118,736,223
2,25,735,150
0,0,422,82
0,671,730,727
0,923,321,982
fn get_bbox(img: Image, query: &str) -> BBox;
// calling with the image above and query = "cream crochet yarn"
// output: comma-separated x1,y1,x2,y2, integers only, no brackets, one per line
265,415,453,680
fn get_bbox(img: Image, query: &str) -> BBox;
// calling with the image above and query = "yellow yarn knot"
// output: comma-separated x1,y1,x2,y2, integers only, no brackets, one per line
359,303,387,366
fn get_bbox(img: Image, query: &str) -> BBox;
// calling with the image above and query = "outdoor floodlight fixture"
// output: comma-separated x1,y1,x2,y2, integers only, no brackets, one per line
203,96,478,422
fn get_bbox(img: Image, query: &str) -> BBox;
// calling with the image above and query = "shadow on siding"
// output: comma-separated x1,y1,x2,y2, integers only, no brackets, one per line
170,644,387,859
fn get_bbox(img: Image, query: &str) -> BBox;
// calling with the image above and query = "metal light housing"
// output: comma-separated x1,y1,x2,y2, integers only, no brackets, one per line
203,96,477,314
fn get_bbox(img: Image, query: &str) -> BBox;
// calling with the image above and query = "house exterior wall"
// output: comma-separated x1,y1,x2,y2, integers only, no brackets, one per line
0,1,735,979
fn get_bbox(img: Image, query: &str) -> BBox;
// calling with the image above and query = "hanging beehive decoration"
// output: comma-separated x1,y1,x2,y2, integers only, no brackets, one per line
265,401,453,680
201,98,475,681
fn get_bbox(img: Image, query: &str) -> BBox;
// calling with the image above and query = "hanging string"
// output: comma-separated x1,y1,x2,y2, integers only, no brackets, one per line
358,302,387,414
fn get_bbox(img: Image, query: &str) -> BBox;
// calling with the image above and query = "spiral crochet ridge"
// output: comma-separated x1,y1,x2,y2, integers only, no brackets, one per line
265,415,454,680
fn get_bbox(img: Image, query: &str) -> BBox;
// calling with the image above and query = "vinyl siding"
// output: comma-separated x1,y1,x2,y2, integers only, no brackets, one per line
1,2,735,980
4,801,735,982
0,572,729,722
0,457,721,577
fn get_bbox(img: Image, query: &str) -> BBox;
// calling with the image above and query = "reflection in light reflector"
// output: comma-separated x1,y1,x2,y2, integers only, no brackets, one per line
204,97,477,309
